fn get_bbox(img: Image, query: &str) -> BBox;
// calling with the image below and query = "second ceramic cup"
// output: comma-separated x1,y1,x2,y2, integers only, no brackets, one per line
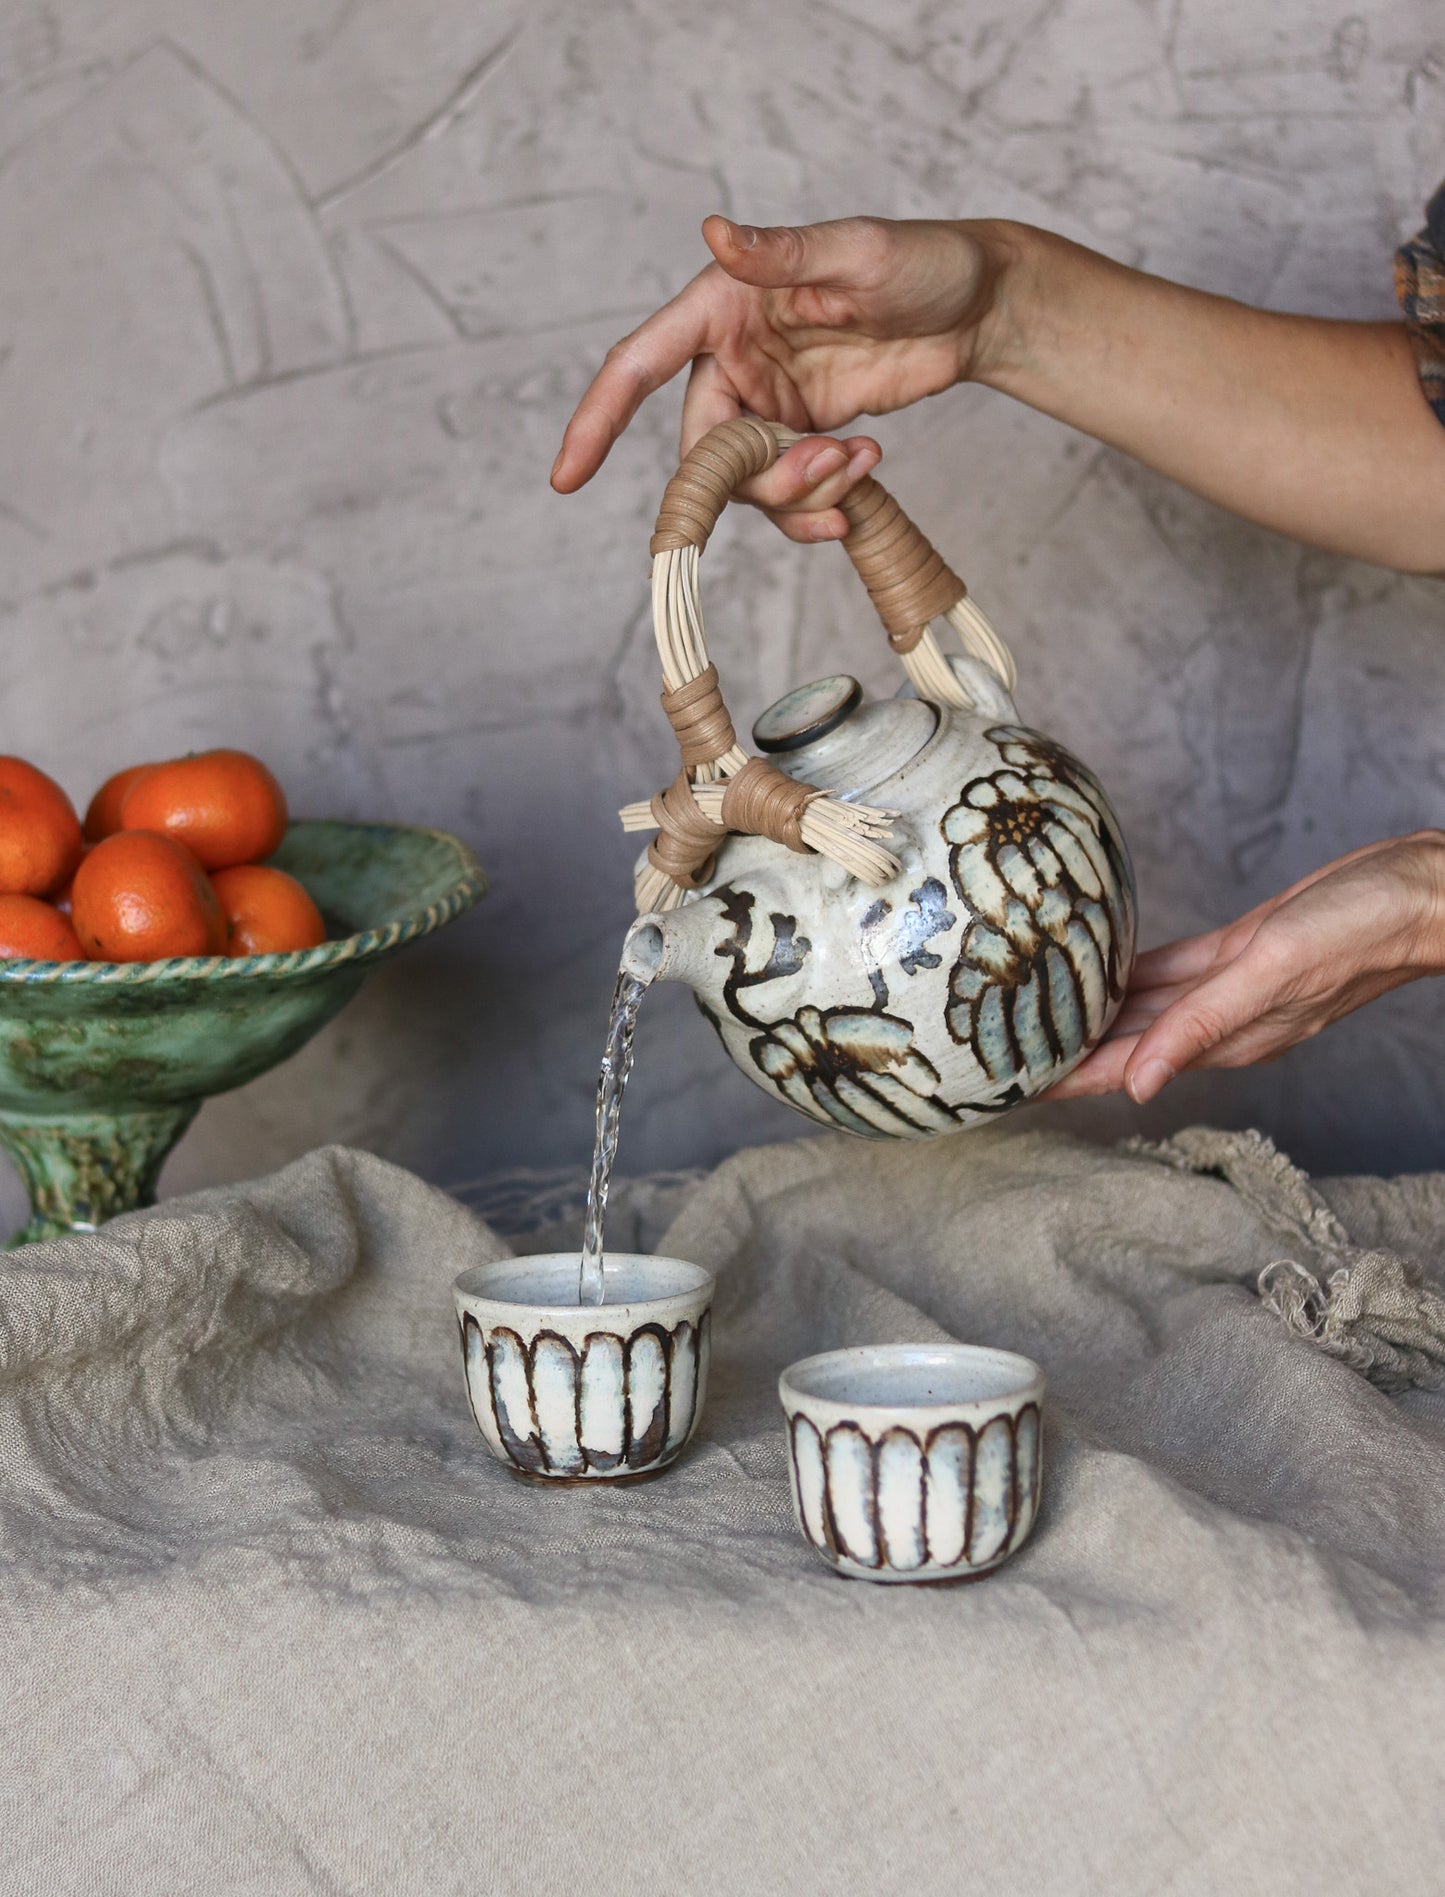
779,1343,1044,1582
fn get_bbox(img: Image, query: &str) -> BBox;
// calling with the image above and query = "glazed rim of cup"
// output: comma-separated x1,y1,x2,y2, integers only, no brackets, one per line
453,1252,714,1314
780,1343,1044,1420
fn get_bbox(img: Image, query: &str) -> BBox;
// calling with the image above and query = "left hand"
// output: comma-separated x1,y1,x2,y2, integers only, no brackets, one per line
1048,832,1445,1104
550,214,1015,543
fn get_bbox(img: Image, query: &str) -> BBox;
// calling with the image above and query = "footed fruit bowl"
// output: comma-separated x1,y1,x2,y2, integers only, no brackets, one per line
0,820,485,1246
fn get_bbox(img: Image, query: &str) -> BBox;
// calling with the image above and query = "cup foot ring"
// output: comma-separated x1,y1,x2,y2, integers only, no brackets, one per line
503,1461,673,1488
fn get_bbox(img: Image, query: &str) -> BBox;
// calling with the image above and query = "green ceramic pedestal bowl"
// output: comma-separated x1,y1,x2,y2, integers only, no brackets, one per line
0,819,485,1246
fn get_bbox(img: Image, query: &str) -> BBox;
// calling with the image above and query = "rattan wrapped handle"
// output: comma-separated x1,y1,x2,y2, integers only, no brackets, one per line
622,418,1018,912
650,418,968,652
650,415,780,556
836,475,965,653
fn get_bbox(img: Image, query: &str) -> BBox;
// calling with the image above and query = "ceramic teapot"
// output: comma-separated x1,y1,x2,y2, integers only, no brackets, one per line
618,418,1136,1139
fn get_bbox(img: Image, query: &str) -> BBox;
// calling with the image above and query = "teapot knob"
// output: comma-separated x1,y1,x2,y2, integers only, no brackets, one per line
752,674,862,754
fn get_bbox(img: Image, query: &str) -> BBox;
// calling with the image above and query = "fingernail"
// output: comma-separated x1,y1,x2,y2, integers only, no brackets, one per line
805,446,847,484
724,220,758,249
1127,1058,1175,1104
550,451,564,480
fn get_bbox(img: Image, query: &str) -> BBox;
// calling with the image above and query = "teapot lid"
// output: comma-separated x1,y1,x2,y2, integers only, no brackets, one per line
753,674,863,752
751,673,939,797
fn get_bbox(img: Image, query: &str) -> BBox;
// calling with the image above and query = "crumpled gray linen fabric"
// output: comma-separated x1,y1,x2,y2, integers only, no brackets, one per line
2,1128,1443,1897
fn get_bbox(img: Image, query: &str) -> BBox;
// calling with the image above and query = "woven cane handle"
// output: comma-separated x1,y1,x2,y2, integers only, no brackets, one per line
649,418,968,656
650,415,780,557
835,477,966,654
628,417,1016,910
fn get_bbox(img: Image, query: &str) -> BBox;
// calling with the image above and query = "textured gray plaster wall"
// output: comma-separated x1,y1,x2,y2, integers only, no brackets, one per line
3,1,1444,1232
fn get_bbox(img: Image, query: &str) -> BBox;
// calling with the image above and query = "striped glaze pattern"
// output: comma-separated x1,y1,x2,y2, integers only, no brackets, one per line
785,1401,1042,1580
459,1308,710,1479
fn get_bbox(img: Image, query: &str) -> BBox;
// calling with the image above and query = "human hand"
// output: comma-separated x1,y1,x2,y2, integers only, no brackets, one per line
551,214,1016,542
1048,833,1445,1103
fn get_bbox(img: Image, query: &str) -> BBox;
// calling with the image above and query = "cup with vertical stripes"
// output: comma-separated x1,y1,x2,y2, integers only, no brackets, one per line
454,1254,713,1482
779,1344,1044,1582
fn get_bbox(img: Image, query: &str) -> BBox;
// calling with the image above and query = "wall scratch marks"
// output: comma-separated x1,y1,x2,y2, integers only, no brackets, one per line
313,21,526,215
371,233,470,339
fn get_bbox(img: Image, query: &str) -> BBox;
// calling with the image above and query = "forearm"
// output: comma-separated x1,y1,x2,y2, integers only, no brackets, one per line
971,224,1445,574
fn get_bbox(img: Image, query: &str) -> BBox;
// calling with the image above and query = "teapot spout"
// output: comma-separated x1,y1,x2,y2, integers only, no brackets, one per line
621,905,726,999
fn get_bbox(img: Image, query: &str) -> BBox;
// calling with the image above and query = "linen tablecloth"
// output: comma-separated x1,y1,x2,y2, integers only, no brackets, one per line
3,1127,1442,1894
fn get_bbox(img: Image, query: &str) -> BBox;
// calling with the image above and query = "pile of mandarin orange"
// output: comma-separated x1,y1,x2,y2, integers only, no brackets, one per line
0,750,326,963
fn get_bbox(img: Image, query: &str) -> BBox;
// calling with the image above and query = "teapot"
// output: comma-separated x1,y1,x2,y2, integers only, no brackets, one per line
618,419,1136,1139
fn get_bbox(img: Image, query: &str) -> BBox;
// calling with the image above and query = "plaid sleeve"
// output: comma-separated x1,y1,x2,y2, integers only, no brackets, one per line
1395,183,1445,425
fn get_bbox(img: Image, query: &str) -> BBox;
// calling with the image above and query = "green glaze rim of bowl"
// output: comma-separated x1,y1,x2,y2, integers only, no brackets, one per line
0,819,486,986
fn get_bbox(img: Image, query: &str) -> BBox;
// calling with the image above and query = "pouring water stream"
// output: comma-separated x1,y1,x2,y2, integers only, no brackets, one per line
577,963,653,1305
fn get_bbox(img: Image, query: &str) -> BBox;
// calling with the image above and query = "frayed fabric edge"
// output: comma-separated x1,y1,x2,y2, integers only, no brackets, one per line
1126,1128,1445,1395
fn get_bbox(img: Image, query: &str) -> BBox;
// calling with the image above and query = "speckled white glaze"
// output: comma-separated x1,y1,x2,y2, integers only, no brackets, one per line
453,1254,713,1481
779,1343,1045,1583
624,659,1136,1139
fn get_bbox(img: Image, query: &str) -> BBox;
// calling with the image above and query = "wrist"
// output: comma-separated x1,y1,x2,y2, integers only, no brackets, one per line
960,220,1049,392
963,223,1146,430
1403,830,1445,972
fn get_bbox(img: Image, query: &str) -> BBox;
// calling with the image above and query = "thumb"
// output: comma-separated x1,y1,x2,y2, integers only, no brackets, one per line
1122,952,1283,1103
702,213,888,290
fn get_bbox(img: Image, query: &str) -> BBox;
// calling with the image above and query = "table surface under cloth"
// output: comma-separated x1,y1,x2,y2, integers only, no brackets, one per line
2,1126,1443,1896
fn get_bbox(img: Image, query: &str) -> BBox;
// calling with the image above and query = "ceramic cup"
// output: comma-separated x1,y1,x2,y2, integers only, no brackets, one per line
779,1343,1045,1582
453,1254,714,1482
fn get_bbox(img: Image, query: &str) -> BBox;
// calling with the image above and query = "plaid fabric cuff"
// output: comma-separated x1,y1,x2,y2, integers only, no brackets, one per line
1396,182,1445,425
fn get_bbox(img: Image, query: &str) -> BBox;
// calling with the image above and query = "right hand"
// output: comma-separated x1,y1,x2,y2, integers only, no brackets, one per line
1045,832,1445,1103
550,215,1013,542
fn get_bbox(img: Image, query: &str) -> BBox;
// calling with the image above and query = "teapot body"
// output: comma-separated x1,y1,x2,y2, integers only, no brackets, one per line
640,672,1136,1139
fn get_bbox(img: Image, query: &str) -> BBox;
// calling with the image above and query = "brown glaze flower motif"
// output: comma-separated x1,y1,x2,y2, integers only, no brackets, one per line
751,1003,963,1138
941,726,1134,1096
